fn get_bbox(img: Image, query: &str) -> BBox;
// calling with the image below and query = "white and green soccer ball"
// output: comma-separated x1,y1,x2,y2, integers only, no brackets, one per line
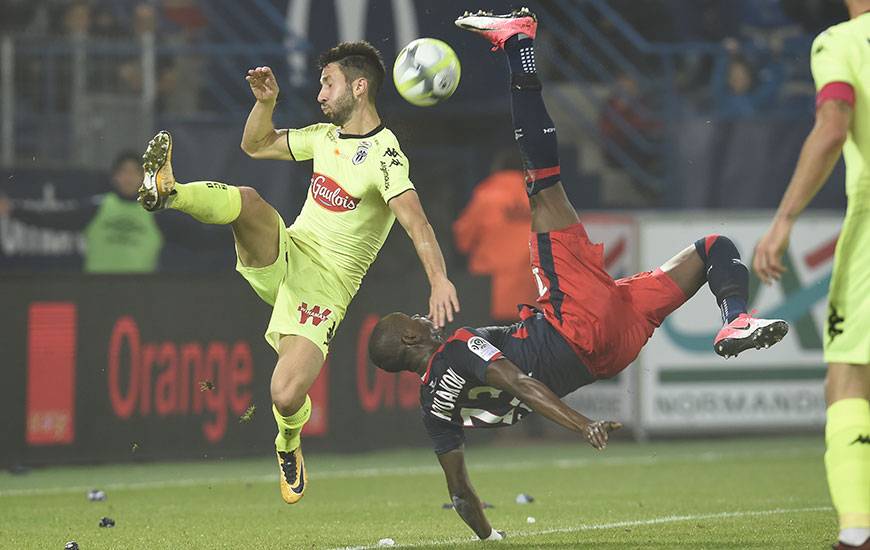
393,38,461,107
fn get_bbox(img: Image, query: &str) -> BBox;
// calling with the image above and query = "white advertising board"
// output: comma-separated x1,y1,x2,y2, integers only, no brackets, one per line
636,214,840,433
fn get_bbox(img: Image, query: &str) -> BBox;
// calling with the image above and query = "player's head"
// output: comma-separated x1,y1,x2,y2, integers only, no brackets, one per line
845,0,870,17
368,313,444,373
317,41,385,125
111,150,144,198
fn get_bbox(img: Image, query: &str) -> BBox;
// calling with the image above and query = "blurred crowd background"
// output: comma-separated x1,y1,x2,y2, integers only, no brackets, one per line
0,0,850,279
1,0,848,461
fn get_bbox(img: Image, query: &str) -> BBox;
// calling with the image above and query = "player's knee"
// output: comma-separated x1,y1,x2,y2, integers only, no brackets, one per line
238,186,264,209
271,380,308,416
693,234,737,262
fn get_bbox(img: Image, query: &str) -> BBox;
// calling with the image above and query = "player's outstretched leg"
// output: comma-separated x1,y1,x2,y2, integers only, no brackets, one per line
140,131,242,223
140,130,282,268
662,235,788,358
456,8,578,233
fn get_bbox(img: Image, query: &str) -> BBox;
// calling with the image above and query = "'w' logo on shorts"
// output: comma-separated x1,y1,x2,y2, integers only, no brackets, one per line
298,303,332,326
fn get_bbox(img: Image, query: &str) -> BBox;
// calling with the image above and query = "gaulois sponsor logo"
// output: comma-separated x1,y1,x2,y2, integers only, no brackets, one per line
309,173,361,212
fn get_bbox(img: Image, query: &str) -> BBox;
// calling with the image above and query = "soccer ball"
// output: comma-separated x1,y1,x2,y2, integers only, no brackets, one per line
393,38,461,107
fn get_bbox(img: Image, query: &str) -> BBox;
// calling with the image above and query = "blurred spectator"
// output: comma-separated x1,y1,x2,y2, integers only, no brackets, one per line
117,3,157,95
62,1,91,36
91,3,124,38
132,1,157,35
453,150,537,323
598,73,662,177
711,42,784,117
0,151,163,273
158,0,206,113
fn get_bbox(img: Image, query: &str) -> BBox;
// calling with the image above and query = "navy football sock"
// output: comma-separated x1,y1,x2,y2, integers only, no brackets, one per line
694,235,749,323
505,35,536,74
510,71,560,196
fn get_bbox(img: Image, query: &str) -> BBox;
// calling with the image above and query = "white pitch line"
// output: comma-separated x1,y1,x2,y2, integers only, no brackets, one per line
0,446,818,498
331,506,833,549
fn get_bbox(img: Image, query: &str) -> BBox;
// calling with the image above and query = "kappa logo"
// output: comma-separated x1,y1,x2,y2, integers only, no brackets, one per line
828,304,844,343
298,302,332,326
309,173,361,212
383,147,403,167
323,321,336,345
353,141,372,165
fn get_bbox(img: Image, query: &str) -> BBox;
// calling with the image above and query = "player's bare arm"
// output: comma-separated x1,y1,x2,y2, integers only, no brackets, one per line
754,99,852,284
436,449,497,539
486,358,621,449
388,190,460,328
241,66,292,160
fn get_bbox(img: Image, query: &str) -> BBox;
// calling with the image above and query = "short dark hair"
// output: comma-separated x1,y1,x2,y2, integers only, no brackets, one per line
318,41,386,101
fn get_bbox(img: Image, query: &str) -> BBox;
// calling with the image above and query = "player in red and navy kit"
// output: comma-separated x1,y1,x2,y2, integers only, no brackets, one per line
368,8,790,541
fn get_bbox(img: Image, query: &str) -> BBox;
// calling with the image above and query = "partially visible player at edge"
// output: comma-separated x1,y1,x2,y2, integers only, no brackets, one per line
137,42,460,504
754,1,870,548
368,9,788,541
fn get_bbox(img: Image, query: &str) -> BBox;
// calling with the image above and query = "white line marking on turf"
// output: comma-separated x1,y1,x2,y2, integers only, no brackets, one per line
330,506,833,549
0,446,818,498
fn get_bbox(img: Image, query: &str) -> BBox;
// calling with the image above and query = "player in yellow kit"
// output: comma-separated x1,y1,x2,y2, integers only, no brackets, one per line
754,1,870,547
138,42,460,504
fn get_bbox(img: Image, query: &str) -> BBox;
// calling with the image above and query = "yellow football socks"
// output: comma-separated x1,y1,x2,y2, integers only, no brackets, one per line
169,181,242,224
825,398,870,531
273,395,312,452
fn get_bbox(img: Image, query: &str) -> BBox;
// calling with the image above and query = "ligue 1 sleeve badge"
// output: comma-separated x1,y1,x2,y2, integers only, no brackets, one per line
353,141,372,165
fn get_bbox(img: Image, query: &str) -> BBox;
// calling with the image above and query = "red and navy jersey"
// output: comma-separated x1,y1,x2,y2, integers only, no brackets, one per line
420,307,594,454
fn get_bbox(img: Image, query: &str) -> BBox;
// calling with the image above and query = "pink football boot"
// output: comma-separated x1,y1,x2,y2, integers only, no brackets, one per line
714,311,789,358
455,7,538,51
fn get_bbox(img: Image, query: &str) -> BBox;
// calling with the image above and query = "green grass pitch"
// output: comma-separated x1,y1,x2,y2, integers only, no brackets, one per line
0,435,834,549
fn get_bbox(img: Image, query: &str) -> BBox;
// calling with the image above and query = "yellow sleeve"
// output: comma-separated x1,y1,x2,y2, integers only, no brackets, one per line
810,26,855,91
286,123,329,161
376,137,416,203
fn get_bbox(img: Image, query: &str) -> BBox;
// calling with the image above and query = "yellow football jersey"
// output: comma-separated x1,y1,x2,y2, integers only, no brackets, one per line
285,123,415,297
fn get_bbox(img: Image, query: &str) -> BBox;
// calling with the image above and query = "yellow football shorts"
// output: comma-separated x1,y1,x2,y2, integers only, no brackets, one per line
825,198,870,365
236,214,351,358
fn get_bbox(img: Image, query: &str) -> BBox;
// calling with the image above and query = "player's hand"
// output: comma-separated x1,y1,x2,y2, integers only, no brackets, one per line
429,277,460,328
583,420,622,450
753,218,792,284
246,66,279,103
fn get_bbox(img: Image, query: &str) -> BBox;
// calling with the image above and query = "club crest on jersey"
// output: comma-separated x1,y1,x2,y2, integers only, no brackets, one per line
298,302,332,326
309,173,361,212
352,141,372,165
